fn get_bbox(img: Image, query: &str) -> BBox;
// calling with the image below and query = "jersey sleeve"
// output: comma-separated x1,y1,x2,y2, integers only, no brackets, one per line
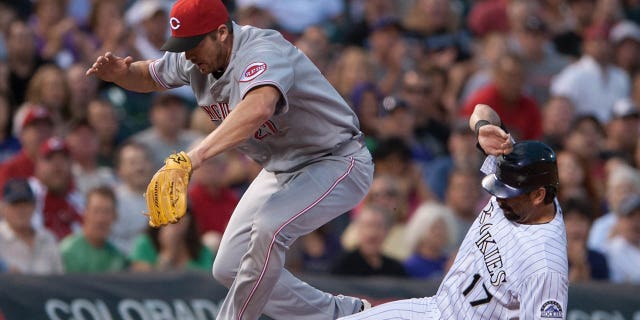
236,47,294,115
148,51,191,89
518,272,568,320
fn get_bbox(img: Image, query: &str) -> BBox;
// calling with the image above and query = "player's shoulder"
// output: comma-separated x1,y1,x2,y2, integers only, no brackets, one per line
235,23,290,54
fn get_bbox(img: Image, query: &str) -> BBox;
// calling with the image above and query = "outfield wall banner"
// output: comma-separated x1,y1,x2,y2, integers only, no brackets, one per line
0,272,638,320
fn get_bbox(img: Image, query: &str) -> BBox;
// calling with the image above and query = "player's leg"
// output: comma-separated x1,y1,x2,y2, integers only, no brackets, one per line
212,169,277,287
217,151,373,320
337,297,441,320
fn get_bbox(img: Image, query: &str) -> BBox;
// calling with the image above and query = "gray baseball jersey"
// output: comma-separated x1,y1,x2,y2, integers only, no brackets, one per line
150,22,373,320
150,22,362,173
340,197,568,320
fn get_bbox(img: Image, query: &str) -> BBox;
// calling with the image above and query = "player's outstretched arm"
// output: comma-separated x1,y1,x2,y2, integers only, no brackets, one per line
469,104,513,156
86,52,164,93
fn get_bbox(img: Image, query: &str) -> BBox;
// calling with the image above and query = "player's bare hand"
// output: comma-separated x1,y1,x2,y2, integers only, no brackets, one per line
85,52,133,82
478,125,513,156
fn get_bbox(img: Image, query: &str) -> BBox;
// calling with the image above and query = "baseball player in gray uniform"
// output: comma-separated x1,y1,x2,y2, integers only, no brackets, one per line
86,0,373,319
340,104,569,320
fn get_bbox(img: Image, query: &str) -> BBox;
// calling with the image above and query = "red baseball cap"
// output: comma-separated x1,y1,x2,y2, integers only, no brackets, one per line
20,106,53,132
39,137,70,158
160,0,229,52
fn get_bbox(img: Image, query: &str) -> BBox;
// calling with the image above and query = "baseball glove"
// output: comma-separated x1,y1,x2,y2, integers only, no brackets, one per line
145,151,192,227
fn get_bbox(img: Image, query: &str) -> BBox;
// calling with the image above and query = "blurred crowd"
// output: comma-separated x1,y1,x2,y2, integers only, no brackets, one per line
0,0,639,286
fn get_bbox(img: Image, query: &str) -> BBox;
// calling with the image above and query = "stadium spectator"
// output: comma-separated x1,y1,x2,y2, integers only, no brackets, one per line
285,225,343,275
86,0,136,62
603,98,640,163
541,96,576,150
132,92,201,170
512,15,571,105
331,205,406,277
606,194,640,283
65,119,117,196
23,64,71,128
606,193,640,284
403,202,458,279
444,168,485,245
563,115,608,196
0,178,63,274
459,32,509,105
588,164,640,253
461,53,543,140
65,63,98,120
327,46,373,103
563,198,610,282
342,174,412,260
59,186,128,273
29,0,87,67
366,16,408,96
5,19,48,107
551,22,630,123
294,26,333,74
188,151,239,252
0,95,20,162
109,141,154,255
424,122,482,200
0,105,54,191
129,209,214,272
235,0,344,37
86,99,121,167
632,71,640,109
124,0,171,61
557,150,602,213
372,137,433,215
30,136,83,240
401,69,450,161
610,20,640,76
349,82,384,150
551,0,596,58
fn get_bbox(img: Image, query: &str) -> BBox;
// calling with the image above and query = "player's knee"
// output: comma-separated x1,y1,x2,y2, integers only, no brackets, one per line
252,219,294,248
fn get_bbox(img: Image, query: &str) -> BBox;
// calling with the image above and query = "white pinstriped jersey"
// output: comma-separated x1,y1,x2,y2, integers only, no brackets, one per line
436,197,568,319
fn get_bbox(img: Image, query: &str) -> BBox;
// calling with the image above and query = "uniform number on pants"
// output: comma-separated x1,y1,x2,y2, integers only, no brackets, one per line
462,273,493,307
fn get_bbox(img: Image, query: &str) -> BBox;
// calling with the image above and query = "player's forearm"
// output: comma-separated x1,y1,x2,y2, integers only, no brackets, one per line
468,104,502,131
114,61,163,93
188,86,278,169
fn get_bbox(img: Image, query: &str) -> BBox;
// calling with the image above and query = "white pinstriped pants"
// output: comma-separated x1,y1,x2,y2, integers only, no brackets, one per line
338,297,441,320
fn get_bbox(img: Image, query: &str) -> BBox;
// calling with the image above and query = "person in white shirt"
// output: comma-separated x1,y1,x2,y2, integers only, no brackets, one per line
588,163,640,253
551,23,630,123
606,194,640,283
109,141,154,255
0,179,63,274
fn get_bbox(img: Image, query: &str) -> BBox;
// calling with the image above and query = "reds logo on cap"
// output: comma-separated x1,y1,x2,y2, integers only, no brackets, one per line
160,0,230,52
240,62,268,82
170,17,181,30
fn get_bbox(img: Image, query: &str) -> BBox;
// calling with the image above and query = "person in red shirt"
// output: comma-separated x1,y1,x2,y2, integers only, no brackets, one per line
460,53,543,140
188,152,239,251
31,137,83,240
0,105,54,191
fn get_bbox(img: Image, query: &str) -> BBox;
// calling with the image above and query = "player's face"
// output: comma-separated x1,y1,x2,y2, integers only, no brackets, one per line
496,191,538,224
185,28,230,75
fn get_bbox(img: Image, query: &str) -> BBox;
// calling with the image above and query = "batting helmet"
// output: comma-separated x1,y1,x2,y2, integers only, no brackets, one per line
482,141,559,199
